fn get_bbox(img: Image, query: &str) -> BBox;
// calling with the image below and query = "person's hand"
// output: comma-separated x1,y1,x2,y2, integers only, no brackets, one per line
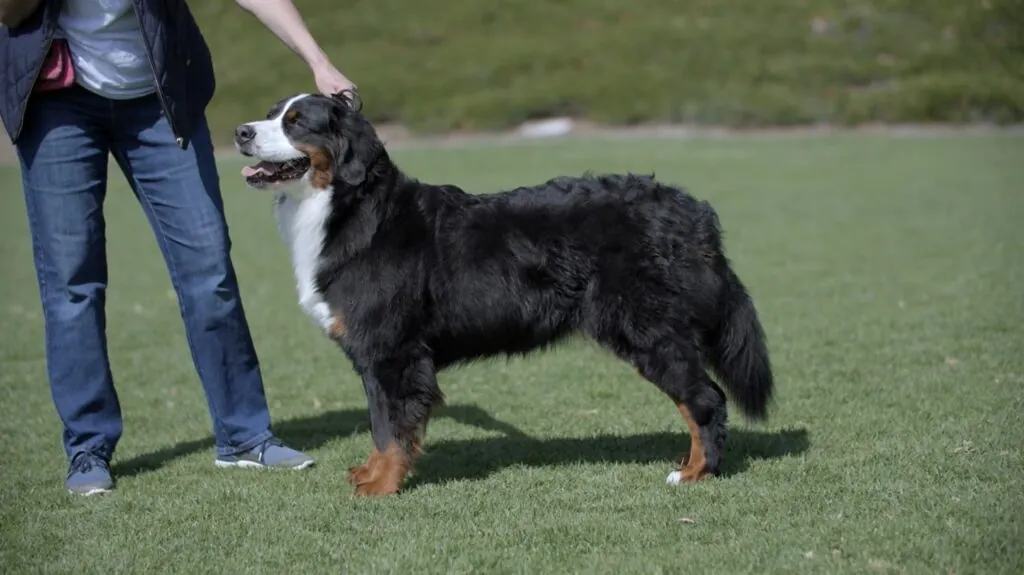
312,60,356,96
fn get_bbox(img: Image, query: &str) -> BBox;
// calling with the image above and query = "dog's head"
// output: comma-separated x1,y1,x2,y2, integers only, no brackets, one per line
233,90,380,191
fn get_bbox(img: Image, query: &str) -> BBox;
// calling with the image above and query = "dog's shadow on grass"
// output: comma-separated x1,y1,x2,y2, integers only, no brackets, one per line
409,416,810,489
114,403,809,485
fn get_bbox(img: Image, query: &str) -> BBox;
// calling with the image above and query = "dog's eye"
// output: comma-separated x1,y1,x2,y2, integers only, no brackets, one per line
283,109,301,124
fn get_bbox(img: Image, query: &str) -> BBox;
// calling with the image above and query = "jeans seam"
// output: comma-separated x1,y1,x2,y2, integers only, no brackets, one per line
109,146,233,449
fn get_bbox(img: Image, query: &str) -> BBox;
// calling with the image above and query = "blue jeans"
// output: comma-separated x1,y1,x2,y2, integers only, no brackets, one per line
16,84,273,461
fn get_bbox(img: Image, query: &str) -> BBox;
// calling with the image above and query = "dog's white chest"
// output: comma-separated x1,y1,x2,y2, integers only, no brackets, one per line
274,188,334,332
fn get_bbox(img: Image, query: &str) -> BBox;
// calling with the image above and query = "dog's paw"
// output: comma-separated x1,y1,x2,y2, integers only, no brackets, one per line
354,480,401,497
665,467,711,485
348,464,371,486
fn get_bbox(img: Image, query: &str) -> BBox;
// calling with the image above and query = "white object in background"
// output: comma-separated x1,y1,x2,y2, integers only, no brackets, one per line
516,117,574,139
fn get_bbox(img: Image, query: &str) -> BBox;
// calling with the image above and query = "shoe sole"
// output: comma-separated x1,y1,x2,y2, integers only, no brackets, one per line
68,486,113,496
214,459,315,470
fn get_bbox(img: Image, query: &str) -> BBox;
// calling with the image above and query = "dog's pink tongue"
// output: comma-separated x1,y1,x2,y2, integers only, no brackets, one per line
242,162,277,177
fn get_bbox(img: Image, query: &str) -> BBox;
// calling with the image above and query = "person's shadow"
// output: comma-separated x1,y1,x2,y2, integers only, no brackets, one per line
113,403,809,487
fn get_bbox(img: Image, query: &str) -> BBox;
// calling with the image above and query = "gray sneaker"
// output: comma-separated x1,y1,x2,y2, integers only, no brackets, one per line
214,437,314,470
66,452,114,496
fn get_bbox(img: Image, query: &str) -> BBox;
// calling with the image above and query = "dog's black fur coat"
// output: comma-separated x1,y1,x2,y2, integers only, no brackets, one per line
259,93,774,491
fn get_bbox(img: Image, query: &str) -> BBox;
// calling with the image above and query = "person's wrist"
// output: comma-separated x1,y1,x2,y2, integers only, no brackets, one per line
306,50,330,72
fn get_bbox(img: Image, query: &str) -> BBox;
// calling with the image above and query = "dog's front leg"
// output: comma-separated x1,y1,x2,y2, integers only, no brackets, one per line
347,370,394,490
348,354,442,497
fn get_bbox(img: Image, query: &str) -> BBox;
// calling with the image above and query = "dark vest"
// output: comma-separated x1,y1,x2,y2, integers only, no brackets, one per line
0,0,216,149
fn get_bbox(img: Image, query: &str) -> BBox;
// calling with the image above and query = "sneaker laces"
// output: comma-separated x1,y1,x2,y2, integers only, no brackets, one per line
254,437,284,463
69,452,108,475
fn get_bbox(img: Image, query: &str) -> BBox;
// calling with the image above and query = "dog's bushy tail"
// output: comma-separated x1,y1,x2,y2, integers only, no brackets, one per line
707,267,774,420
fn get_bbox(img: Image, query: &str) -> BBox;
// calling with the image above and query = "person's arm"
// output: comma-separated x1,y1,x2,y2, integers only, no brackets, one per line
0,0,41,27
234,0,355,95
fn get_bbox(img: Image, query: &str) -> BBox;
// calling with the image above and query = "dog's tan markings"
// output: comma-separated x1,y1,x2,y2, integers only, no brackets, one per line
295,143,333,190
347,447,381,486
676,403,711,482
350,443,414,497
284,109,299,122
328,312,347,340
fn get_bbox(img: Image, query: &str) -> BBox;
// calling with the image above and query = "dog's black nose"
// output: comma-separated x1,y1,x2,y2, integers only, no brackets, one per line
235,124,255,143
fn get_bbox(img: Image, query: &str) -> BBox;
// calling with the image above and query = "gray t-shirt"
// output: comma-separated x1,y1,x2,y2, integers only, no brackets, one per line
58,0,156,100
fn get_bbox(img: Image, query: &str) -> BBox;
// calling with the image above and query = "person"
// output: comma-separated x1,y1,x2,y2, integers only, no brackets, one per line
0,0,356,496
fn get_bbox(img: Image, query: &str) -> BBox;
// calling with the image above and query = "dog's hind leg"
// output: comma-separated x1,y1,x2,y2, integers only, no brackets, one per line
583,281,727,483
348,351,443,497
667,386,727,484
597,330,727,484
638,338,727,483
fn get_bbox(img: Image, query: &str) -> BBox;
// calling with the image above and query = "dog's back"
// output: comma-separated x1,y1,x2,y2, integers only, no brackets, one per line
409,174,735,366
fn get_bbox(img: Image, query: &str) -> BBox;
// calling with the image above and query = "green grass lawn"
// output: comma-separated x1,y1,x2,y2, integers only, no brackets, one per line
1,132,1022,573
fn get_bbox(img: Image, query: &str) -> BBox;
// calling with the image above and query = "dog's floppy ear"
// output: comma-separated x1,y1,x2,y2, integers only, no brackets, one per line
327,89,368,187
337,148,366,186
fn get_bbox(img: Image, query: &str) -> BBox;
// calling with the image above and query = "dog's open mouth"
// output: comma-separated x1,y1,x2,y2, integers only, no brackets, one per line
241,158,311,188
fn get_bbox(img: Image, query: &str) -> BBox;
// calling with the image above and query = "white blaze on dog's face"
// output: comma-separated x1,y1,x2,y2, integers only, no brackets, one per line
237,94,309,163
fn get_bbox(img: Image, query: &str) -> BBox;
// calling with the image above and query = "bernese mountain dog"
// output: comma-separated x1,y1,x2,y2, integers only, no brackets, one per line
233,91,775,497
